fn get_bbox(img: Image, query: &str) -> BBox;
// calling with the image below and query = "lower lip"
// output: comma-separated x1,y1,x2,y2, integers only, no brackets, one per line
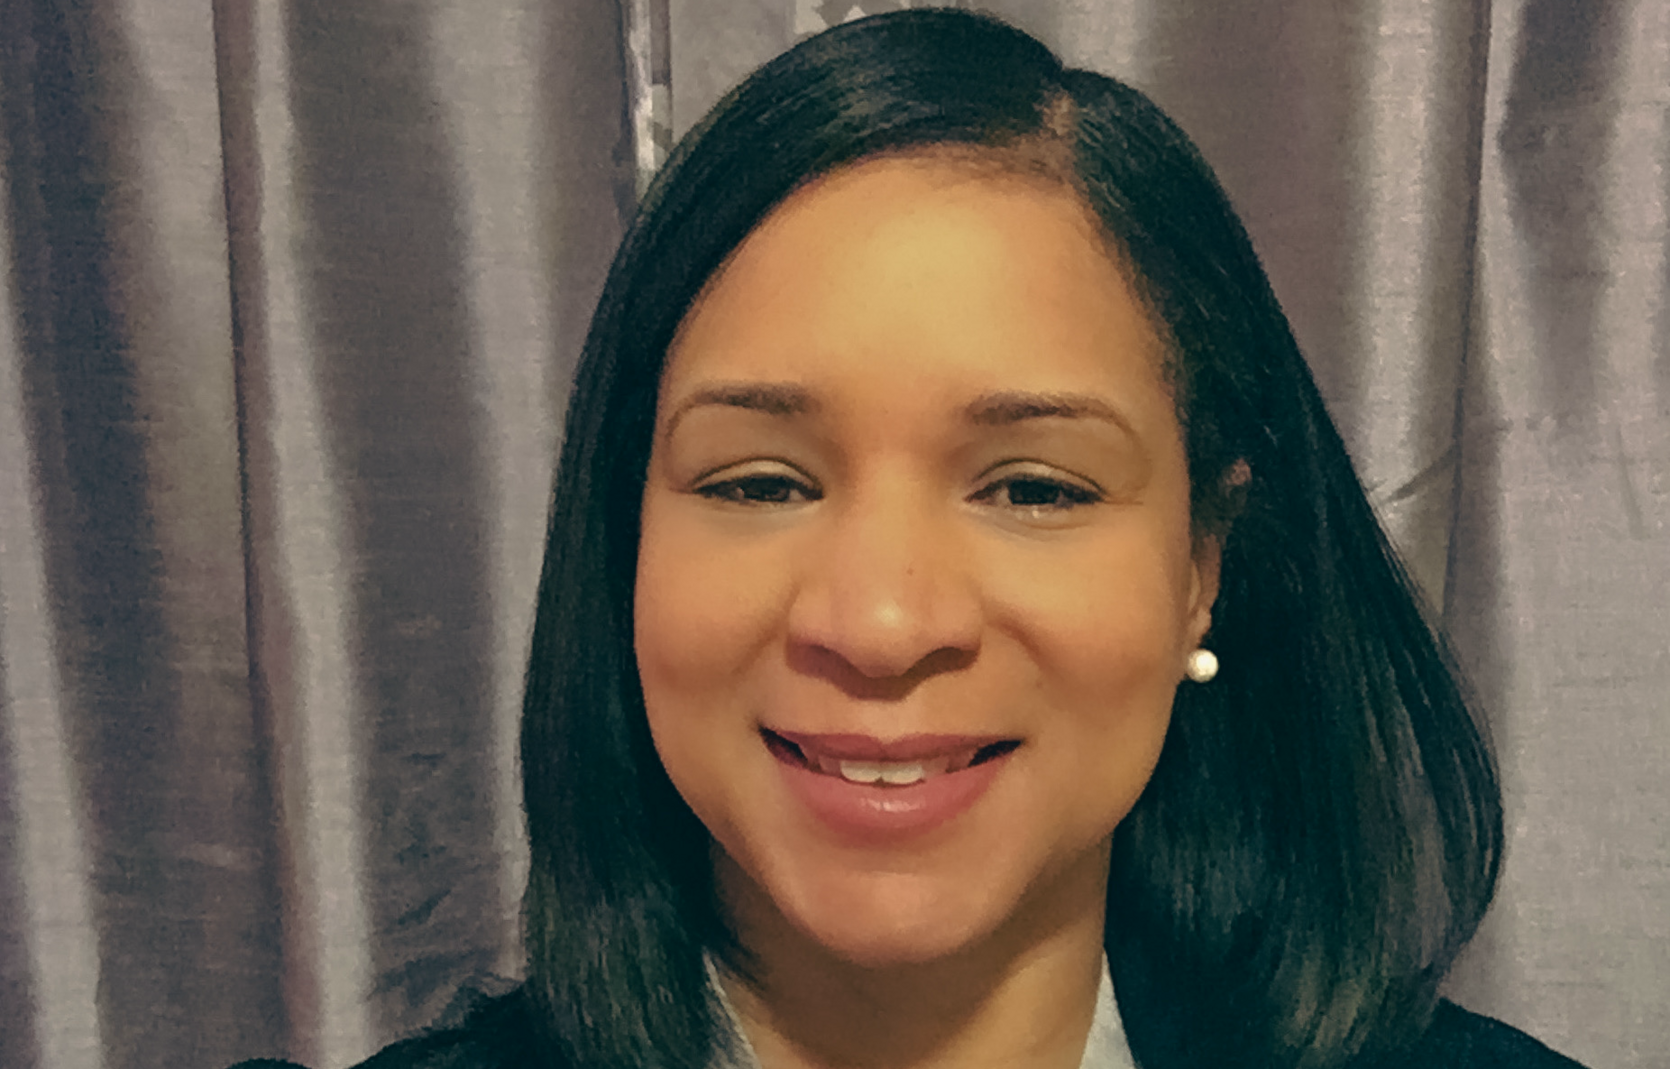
772,746,1013,843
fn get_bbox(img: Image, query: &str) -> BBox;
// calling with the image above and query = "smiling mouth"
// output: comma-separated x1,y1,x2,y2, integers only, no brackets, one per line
762,729,1022,787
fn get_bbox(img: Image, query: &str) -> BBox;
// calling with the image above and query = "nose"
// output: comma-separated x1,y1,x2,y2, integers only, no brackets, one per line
786,482,983,686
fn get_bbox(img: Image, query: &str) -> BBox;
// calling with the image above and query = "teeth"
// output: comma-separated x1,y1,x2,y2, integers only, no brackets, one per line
790,744,1004,784
837,761,884,784
837,760,926,786
879,764,927,785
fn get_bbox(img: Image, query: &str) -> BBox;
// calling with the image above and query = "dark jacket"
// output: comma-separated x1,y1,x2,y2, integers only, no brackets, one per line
231,987,1587,1069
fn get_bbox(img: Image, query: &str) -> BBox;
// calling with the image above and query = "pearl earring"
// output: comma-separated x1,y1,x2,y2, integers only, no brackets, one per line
1185,648,1219,683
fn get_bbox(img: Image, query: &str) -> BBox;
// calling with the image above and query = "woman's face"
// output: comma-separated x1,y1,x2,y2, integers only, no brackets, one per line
636,155,1217,969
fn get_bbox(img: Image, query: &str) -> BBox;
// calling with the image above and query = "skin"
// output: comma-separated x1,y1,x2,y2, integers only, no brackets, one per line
635,155,1220,1069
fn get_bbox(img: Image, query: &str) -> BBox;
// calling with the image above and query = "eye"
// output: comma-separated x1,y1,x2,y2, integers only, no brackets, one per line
695,469,821,505
972,470,1103,512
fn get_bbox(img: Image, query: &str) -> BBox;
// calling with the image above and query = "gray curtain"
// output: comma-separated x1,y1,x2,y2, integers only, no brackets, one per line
0,2,1662,1068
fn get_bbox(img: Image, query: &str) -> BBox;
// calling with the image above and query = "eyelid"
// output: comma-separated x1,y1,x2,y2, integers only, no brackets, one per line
690,457,811,485
967,463,1108,522
690,459,822,503
974,461,1106,497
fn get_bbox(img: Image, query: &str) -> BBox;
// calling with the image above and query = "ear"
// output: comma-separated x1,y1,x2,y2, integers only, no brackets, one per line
1184,534,1222,648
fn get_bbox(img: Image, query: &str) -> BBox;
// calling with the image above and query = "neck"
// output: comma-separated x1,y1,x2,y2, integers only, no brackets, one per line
715,860,1108,1069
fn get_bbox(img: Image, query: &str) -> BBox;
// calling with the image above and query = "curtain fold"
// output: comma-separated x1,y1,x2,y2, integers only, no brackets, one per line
0,2,1662,1068
2,3,280,1068
1440,0,1670,1058
2,0,631,1066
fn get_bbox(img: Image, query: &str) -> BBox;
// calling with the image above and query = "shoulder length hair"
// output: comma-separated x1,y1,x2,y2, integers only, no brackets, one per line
518,10,1502,1069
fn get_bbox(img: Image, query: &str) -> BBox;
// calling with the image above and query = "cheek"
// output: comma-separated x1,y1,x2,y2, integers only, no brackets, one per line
986,527,1193,804
634,498,786,810
1044,590,1182,767
634,549,728,837
1038,616,1180,846
635,500,761,693
992,531,1196,687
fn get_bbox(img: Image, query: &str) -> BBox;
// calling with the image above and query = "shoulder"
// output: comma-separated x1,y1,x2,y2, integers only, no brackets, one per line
228,987,550,1069
1407,1000,1588,1069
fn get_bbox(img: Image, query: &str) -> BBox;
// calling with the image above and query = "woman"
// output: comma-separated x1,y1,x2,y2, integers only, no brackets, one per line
241,9,1583,1069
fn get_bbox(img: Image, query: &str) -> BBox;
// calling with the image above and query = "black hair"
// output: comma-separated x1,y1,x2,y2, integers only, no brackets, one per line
519,10,1502,1069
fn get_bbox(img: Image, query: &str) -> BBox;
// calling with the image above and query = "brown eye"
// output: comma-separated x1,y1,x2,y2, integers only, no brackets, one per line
697,473,821,505
975,474,1101,511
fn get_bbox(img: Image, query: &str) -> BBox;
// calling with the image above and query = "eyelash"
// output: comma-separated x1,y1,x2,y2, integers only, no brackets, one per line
693,469,1102,512
695,472,821,505
971,473,1102,511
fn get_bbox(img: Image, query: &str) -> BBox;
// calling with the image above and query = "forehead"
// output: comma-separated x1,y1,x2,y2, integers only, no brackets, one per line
663,154,1169,413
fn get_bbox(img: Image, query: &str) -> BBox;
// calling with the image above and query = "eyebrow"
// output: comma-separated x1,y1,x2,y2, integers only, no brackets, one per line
964,391,1138,439
662,383,1138,440
663,382,819,441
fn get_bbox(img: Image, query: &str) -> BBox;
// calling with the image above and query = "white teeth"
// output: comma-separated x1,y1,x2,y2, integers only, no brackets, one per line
836,760,926,785
837,761,883,784
879,764,927,785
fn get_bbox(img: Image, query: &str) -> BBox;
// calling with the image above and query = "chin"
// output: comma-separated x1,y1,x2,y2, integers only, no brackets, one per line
773,863,1012,970
810,913,983,970
712,810,1115,977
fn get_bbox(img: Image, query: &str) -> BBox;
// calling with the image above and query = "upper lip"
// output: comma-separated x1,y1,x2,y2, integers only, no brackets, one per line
766,729,1019,763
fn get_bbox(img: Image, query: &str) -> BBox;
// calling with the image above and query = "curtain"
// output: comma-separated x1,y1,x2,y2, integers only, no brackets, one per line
0,2,1662,1068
